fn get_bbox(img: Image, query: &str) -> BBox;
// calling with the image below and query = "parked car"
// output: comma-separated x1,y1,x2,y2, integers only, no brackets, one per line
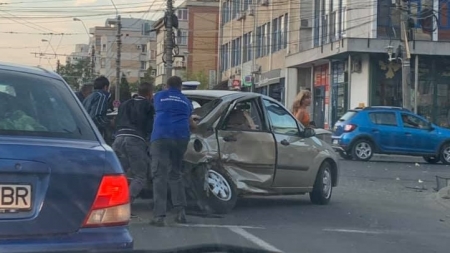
181,90,340,214
331,106,450,164
0,62,132,252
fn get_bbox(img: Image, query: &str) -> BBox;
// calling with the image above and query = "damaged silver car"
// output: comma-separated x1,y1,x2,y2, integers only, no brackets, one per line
182,90,340,214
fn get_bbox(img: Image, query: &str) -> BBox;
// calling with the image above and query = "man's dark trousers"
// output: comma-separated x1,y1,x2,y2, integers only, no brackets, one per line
151,138,189,217
112,135,150,199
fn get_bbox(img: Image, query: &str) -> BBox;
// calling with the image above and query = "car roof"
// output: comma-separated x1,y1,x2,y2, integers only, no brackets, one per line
353,106,411,112
182,90,260,101
0,61,62,80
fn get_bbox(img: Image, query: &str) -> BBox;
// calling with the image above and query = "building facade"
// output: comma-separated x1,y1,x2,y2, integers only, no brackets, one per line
66,44,90,65
89,18,156,84
154,0,220,87
219,0,289,103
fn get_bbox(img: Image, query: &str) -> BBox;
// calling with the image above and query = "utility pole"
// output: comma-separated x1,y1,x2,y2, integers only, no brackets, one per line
115,15,122,106
164,0,174,82
399,0,411,110
91,45,95,77
250,3,258,92
56,59,60,74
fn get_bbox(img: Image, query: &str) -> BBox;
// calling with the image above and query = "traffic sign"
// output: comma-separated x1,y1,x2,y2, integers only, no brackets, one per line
113,100,121,108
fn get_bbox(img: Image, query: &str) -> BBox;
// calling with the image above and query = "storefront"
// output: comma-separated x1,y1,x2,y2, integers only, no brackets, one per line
313,64,331,129
370,54,403,107
254,69,285,105
331,61,348,125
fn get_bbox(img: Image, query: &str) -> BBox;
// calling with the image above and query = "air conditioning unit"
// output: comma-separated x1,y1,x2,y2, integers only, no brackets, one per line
247,7,254,16
234,68,241,75
300,19,312,29
252,65,261,74
136,45,142,50
261,0,269,6
237,11,246,21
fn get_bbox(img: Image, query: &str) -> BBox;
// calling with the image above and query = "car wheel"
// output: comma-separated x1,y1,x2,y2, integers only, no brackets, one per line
310,161,333,205
423,156,439,164
439,143,450,165
188,166,238,214
351,139,374,161
338,151,353,160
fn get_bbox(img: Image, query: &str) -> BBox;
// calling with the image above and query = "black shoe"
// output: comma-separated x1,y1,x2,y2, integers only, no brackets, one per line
175,209,187,224
130,213,138,218
149,217,165,227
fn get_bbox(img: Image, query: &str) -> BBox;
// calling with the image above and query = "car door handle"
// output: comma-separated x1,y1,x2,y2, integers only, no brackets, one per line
223,136,237,142
280,139,290,146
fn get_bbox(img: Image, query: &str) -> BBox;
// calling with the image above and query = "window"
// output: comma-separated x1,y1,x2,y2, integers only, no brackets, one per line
283,14,288,48
150,50,156,60
177,9,188,20
401,113,429,129
0,70,96,141
243,0,251,11
100,58,106,68
140,44,147,53
369,112,398,126
256,26,262,58
140,61,147,70
177,30,188,46
263,99,299,135
223,99,263,131
231,38,241,67
272,18,279,52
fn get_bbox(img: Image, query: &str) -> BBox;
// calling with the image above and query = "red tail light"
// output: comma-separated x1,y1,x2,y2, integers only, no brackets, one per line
344,124,357,132
82,174,130,228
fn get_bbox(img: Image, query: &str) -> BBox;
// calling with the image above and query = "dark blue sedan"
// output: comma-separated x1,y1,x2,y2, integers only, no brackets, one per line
0,62,133,252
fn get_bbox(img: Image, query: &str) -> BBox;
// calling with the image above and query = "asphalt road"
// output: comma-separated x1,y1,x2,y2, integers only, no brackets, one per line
129,155,450,253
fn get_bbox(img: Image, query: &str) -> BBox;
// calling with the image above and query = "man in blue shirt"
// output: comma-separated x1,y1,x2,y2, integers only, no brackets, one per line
149,76,198,226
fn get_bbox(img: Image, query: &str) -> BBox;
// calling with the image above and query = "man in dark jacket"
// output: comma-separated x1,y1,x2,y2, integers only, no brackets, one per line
75,83,93,103
112,82,155,208
82,76,111,137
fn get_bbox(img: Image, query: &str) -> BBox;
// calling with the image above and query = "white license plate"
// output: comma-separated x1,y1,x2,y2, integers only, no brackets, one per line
0,184,32,210
332,140,339,145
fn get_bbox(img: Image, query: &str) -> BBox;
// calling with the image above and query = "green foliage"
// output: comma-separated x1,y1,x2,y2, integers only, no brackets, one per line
120,74,132,102
140,66,155,84
58,58,94,90
184,70,209,90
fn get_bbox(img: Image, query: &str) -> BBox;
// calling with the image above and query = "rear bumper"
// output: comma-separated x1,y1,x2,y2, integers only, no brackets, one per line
0,226,133,253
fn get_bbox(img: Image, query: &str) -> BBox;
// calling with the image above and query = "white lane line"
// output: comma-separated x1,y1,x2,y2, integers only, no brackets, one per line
229,227,283,253
174,223,265,229
323,228,383,235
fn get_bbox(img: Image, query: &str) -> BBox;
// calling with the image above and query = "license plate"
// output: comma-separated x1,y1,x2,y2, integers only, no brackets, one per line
332,140,338,145
0,184,32,210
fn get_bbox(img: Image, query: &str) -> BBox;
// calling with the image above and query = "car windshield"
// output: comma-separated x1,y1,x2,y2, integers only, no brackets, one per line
0,70,96,141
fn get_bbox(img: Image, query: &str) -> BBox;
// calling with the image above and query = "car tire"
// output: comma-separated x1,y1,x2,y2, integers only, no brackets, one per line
351,139,374,161
423,156,439,164
188,165,238,214
310,161,333,205
439,143,450,165
338,151,353,160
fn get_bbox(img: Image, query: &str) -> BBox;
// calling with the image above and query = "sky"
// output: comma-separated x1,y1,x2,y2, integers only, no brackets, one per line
0,0,181,70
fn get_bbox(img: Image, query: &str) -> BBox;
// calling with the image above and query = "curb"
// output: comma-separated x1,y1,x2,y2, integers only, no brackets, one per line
435,186,450,210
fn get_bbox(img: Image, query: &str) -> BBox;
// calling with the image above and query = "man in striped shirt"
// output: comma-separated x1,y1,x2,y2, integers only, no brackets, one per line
82,76,112,138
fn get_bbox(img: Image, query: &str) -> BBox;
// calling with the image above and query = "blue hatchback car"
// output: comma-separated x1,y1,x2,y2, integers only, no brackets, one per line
331,106,450,164
0,63,133,252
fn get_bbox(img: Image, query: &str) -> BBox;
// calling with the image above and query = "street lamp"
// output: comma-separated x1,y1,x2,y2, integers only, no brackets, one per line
74,17,95,79
41,39,56,58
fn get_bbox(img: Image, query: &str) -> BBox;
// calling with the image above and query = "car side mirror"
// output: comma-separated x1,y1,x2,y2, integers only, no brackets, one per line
302,127,316,138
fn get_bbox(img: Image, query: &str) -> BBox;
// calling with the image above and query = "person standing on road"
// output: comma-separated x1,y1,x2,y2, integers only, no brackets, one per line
83,76,112,137
112,82,155,211
149,76,199,227
75,83,94,103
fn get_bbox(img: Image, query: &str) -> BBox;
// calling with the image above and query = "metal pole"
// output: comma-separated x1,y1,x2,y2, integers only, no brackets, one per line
91,45,95,77
414,55,419,113
400,1,411,110
251,3,257,92
115,15,121,106
164,0,174,82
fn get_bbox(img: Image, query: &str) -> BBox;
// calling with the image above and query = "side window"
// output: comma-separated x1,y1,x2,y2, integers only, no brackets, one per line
401,113,428,129
369,112,398,126
263,99,299,136
223,99,263,131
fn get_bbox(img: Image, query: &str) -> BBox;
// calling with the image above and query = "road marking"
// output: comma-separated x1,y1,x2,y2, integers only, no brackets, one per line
175,223,265,230
229,227,283,253
323,228,383,234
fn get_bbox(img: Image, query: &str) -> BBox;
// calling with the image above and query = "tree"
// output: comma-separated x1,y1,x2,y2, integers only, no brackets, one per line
185,70,210,90
140,66,155,84
58,58,94,90
120,74,132,102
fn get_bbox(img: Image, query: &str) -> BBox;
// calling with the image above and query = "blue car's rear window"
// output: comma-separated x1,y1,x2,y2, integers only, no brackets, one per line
0,70,97,141
338,110,358,122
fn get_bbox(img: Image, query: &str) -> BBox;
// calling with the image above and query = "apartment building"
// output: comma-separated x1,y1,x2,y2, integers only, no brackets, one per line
89,18,156,84
66,44,90,65
219,0,289,103
153,0,220,87
284,0,450,129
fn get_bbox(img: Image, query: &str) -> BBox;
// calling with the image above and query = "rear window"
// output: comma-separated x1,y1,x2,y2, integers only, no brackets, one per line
0,70,96,141
338,111,358,122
